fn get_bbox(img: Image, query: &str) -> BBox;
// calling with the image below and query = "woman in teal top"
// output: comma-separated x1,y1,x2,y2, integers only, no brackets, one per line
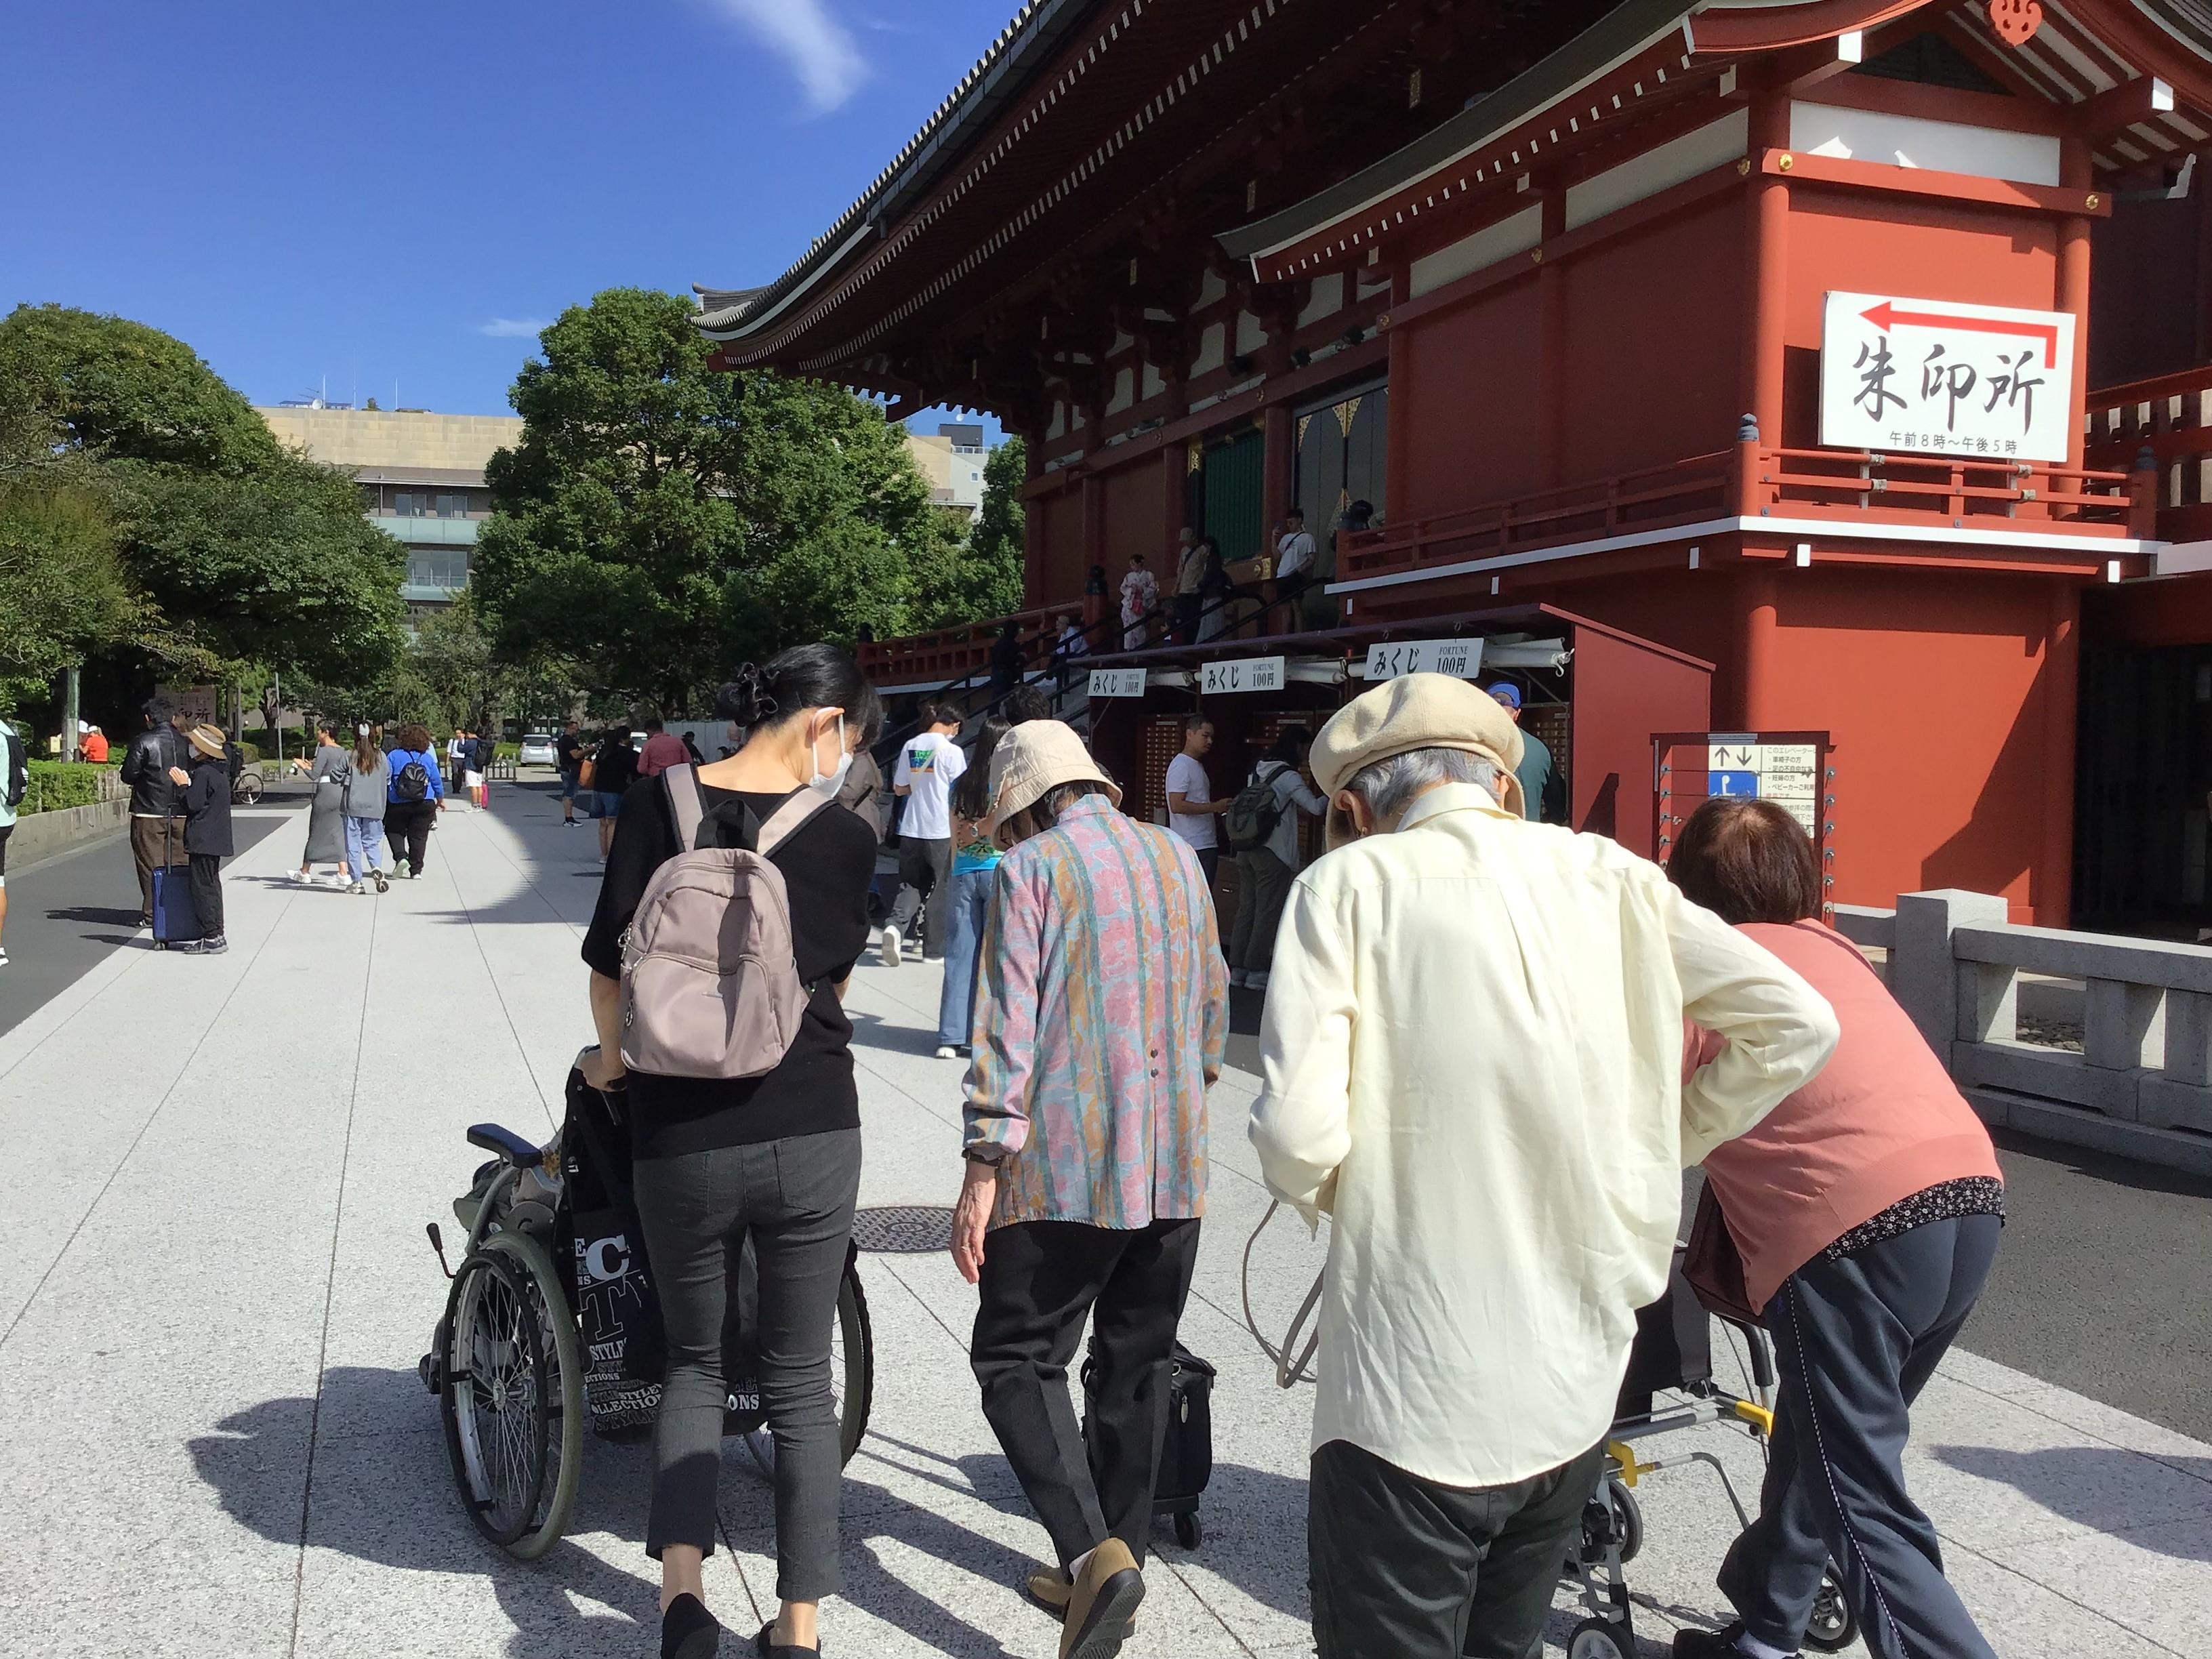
936,714,1011,1058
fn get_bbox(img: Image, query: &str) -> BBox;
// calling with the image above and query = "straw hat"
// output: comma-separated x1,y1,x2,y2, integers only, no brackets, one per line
985,720,1120,834
186,723,228,762
1310,672,1526,817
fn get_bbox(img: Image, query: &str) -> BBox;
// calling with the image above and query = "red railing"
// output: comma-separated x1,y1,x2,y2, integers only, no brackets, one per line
857,606,1064,684
1338,453,1734,581
1750,447,2137,528
1340,443,2145,583
2087,365,2212,543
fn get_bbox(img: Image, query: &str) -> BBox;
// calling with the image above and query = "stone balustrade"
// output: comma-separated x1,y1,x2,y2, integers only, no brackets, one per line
1820,889,2212,1174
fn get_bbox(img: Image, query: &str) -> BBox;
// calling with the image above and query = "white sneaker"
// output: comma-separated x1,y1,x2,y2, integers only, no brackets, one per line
935,1045,959,1060
291,869,310,884
880,925,903,967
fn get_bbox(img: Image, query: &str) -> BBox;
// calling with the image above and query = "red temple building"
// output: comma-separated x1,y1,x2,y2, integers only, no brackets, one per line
695,0,2212,932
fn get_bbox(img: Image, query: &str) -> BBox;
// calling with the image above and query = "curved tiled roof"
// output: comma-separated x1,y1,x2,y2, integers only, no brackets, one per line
692,0,1101,343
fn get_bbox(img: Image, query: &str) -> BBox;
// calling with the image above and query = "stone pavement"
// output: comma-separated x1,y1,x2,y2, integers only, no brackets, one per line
2,787,2209,1658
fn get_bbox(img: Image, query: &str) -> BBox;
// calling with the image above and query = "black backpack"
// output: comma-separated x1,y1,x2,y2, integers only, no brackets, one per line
1223,762,1291,853
3,725,24,809
394,752,432,802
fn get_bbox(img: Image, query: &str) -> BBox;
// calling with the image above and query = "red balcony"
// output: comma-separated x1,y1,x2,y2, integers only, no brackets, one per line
2087,365,2212,545
1339,443,2145,585
857,607,1063,689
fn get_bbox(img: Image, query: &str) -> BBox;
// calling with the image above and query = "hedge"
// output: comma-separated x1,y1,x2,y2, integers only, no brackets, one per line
21,761,118,816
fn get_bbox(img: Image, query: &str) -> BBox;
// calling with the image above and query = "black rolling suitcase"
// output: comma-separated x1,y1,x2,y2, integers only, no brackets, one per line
150,863,201,949
1082,1338,1216,1549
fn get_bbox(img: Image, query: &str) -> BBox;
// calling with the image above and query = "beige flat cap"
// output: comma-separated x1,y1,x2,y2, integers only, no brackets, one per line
986,719,1122,834
1311,672,1525,817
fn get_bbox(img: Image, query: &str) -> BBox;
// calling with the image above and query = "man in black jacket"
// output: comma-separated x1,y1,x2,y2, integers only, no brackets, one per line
119,695,188,926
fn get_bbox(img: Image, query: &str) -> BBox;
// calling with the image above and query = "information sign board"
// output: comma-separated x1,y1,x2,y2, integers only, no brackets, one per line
1087,668,1148,699
1200,656,1286,696
1363,638,1486,682
1707,740,1821,836
1818,290,2074,464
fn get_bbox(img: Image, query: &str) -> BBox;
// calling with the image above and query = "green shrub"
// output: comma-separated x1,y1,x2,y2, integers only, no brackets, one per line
21,760,114,815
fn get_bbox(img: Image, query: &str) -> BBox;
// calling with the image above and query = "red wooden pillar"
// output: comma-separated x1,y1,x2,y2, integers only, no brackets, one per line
2057,137,2093,477
1262,402,1294,545
1537,188,1569,487
1735,568,1779,730
1740,97,1790,507
1081,471,1104,598
1384,317,1410,526
1162,445,1187,567
2039,581,2080,926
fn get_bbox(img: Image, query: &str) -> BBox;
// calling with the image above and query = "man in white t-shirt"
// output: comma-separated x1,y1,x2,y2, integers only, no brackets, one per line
884,701,968,966
1165,714,1229,903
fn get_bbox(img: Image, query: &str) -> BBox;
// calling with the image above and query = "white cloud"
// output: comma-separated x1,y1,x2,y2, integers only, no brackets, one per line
476,318,549,339
705,0,867,114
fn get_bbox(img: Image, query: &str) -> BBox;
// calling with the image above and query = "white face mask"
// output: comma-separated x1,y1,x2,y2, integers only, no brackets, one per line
808,714,852,797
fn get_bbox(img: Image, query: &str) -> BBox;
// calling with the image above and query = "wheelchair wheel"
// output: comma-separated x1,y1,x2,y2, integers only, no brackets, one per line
1605,1477,1644,1564
745,1256,876,1477
1803,1565,1860,1653
438,1229,583,1559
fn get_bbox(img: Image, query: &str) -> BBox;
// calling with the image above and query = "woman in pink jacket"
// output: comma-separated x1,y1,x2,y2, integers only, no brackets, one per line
1670,798,2003,1659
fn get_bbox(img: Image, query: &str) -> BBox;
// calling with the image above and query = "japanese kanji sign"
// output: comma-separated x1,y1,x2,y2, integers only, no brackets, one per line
1818,291,2074,464
1708,740,1821,836
1200,655,1286,695
1088,668,1148,699
1364,638,1486,682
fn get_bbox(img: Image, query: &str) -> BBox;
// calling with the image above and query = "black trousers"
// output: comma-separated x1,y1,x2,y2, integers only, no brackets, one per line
970,1216,1201,1570
1720,1214,2001,1659
384,800,436,874
634,1130,861,1601
1308,1437,1605,1659
188,853,225,938
888,836,951,957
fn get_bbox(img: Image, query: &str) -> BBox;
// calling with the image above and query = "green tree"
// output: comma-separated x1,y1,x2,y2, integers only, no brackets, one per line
477,287,955,709
0,304,408,698
911,434,1025,627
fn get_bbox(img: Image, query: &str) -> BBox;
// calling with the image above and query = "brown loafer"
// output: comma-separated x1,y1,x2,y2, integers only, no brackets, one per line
1025,1565,1137,1632
1059,1539,1143,1659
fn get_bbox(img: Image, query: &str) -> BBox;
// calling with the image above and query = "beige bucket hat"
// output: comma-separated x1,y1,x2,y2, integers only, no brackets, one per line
1310,672,1526,819
985,720,1122,836
185,723,229,762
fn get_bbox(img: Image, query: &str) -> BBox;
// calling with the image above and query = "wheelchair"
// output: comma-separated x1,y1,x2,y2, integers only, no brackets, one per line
417,1050,874,1559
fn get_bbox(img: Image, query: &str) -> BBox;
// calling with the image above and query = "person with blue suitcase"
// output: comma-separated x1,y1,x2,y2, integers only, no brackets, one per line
163,723,234,956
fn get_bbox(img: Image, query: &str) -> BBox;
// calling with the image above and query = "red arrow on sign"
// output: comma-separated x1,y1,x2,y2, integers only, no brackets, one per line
1862,300,2057,367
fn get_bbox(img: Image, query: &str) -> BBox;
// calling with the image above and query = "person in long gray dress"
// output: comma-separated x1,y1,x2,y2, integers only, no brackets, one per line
293,723,350,886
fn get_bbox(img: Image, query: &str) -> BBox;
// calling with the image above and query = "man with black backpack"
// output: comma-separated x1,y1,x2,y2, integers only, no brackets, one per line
1223,727,1326,991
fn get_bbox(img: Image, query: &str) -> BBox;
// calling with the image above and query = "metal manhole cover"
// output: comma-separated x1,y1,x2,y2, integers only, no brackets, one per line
851,1205,955,1253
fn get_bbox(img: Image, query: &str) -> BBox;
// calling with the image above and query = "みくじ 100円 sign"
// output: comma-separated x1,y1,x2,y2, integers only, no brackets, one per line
1817,291,2075,464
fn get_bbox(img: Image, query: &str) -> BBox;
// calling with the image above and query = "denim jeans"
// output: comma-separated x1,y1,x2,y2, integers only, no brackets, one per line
343,814,389,878
936,865,996,1046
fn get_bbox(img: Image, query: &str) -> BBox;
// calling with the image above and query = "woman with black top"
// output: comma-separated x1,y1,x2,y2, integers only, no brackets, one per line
580,644,880,1659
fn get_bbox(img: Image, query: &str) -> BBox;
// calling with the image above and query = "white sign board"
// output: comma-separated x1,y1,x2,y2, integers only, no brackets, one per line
1087,668,1148,699
1707,741,1821,837
1364,638,1486,682
1201,656,1286,696
1818,290,2074,464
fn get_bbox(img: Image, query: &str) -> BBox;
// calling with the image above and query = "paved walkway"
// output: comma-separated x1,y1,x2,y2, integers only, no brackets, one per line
2,788,2209,1657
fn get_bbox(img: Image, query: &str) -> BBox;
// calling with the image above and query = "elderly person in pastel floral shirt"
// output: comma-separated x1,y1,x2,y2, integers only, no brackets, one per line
951,720,1229,1659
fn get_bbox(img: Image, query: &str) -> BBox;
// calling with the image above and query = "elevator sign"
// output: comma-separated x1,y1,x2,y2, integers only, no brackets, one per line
1708,741,1820,836
1818,291,2074,464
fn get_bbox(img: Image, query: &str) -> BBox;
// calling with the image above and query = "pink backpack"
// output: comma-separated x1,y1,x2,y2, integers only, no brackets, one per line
619,766,833,1079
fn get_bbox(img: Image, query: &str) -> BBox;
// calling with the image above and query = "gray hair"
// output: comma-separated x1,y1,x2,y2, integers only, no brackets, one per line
1344,747,1500,825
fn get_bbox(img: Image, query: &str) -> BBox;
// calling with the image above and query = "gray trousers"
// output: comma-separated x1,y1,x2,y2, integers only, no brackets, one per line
1309,1437,1605,1659
634,1128,861,1601
1227,848,1294,973
1721,1214,2003,1659
889,836,952,958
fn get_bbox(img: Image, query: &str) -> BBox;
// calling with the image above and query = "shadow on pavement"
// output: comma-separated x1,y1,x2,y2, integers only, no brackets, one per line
850,1010,952,1060
188,1364,669,1657
1931,1445,2212,1560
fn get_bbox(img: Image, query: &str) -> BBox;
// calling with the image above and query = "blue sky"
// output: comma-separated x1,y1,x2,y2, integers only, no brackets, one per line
0,0,1015,432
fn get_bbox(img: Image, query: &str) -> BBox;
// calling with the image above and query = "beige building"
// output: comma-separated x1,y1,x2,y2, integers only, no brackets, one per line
906,422,989,517
258,405,524,611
